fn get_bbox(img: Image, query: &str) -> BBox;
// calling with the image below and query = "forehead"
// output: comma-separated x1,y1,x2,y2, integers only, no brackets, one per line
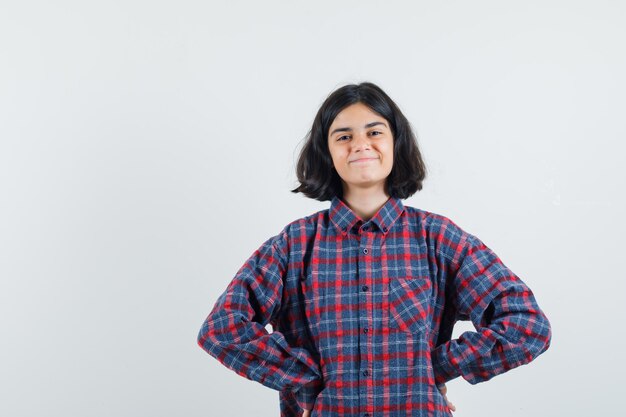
330,103,387,128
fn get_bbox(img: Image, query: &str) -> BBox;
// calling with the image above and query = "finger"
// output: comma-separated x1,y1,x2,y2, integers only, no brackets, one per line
441,393,455,411
302,410,311,417
444,396,456,412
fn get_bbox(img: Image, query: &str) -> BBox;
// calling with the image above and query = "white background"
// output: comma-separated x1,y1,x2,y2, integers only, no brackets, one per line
1,1,624,416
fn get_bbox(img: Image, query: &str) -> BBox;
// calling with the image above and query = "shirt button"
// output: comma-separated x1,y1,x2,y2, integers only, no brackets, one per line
362,225,369,231
362,248,368,254
363,370,369,376
362,285,368,291
382,227,388,232
363,328,369,333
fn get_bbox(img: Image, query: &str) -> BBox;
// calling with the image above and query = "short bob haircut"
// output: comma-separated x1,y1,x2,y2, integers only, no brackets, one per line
291,81,427,201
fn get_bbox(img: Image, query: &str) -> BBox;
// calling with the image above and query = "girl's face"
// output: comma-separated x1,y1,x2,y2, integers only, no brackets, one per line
327,102,394,196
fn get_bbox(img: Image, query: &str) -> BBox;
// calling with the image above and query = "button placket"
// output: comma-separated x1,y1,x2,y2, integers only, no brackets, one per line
357,228,375,413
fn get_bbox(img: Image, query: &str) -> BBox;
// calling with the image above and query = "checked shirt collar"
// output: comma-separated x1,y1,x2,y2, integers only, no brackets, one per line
329,195,405,236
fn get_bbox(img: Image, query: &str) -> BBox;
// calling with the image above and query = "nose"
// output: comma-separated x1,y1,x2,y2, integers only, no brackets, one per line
351,131,371,152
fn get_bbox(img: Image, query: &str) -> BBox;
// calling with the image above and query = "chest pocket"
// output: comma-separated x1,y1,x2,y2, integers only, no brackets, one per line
388,276,433,334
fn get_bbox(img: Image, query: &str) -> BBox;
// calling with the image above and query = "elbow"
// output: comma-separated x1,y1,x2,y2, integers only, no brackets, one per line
539,312,552,354
196,319,214,353
196,312,235,355
196,327,205,349
529,310,552,359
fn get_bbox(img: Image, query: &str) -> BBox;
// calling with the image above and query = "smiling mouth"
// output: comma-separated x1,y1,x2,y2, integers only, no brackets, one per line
350,157,379,163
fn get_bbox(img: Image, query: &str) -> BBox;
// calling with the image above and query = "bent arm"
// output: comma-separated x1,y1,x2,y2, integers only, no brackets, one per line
431,221,552,385
197,232,323,406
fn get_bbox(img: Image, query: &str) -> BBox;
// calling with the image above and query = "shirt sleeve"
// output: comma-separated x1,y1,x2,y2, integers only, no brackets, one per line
430,217,552,386
196,231,323,406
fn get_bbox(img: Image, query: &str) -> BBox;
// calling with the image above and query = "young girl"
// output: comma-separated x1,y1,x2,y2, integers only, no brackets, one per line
197,82,552,417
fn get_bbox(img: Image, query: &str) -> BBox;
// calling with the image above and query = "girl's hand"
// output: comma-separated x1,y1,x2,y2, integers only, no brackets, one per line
302,409,311,417
437,383,456,412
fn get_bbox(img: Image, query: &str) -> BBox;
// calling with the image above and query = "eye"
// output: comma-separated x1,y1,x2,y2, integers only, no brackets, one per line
369,130,382,136
337,135,351,141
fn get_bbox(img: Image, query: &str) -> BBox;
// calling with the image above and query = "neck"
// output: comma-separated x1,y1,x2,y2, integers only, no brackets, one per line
342,187,390,221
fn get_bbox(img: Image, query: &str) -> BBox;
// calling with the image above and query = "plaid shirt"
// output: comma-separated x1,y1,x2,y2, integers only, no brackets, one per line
197,196,552,417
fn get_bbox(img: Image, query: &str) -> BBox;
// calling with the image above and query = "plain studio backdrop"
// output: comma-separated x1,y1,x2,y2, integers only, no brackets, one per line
1,1,624,416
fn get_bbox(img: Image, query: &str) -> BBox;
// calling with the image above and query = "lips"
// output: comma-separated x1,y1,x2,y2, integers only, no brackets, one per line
350,157,379,163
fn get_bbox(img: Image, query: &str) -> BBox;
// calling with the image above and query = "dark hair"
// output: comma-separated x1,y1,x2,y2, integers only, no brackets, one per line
291,82,427,201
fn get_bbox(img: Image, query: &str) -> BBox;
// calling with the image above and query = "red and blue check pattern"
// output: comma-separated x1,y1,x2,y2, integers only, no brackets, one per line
197,196,552,417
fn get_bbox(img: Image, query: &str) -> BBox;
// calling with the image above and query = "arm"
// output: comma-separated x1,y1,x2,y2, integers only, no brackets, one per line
197,231,323,407
430,218,552,385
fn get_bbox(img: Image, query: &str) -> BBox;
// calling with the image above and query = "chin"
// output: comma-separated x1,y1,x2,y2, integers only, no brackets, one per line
349,179,386,188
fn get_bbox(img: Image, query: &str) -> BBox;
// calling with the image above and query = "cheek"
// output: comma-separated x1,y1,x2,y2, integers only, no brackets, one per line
331,149,347,163
384,145,393,162
386,158,394,173
330,154,345,172
385,153,394,173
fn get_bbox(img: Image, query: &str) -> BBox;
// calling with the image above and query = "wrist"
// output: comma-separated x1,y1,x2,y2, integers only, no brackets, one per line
432,343,460,385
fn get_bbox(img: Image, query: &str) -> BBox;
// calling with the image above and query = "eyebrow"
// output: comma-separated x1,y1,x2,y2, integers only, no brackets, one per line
330,121,387,137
